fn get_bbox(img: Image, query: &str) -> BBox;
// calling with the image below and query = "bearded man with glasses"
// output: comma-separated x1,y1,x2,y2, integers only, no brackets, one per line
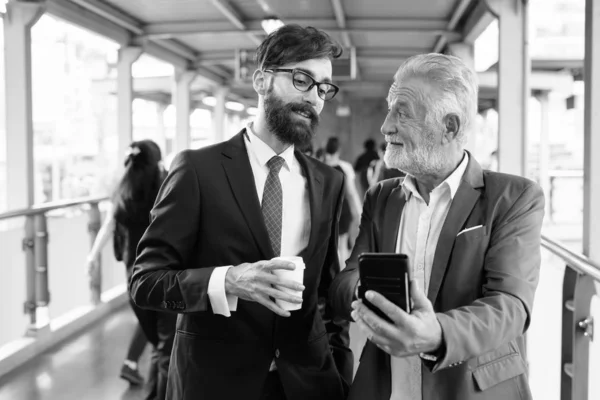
130,24,352,400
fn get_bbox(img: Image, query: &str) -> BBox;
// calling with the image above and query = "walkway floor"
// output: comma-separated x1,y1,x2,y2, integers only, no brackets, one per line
0,306,149,400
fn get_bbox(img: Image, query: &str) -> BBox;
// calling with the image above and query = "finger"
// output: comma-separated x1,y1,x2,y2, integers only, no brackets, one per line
256,295,291,317
354,298,400,344
364,290,409,324
409,281,432,312
264,261,296,272
263,274,305,291
263,286,303,304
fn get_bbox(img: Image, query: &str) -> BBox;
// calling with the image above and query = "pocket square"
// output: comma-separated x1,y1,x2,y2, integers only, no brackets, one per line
457,225,483,237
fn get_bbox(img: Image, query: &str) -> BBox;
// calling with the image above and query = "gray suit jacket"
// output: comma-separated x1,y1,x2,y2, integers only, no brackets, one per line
330,155,545,400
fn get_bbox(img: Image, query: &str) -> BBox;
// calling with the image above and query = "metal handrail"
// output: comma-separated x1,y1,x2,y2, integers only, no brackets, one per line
541,234,600,282
0,195,109,221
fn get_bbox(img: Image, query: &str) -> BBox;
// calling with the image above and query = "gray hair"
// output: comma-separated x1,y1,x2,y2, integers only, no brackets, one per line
391,53,478,146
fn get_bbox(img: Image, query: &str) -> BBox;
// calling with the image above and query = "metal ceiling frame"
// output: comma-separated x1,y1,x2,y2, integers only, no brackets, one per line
210,0,262,46
432,0,472,53
43,0,494,100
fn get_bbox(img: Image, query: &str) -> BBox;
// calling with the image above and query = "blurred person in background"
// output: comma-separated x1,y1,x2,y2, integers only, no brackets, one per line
323,137,362,264
86,139,176,400
353,138,380,197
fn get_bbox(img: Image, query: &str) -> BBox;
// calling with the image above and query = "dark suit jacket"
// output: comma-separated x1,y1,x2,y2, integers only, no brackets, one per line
130,130,352,400
330,155,545,400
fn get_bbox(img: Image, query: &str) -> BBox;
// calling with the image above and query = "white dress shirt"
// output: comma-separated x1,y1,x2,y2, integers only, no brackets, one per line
207,124,311,317
390,152,469,400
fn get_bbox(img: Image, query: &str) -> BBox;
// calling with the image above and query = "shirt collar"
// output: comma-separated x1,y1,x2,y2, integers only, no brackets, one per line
245,123,295,170
401,152,469,201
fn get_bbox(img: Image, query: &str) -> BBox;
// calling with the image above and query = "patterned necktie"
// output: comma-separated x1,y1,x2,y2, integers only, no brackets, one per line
262,156,286,256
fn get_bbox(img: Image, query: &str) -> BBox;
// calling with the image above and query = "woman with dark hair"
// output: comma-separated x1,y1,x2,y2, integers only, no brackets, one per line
86,140,176,400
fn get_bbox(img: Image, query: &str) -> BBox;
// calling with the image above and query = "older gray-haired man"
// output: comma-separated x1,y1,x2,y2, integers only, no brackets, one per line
330,53,544,400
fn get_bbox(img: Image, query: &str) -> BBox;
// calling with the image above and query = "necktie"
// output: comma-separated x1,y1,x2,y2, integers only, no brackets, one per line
262,156,286,256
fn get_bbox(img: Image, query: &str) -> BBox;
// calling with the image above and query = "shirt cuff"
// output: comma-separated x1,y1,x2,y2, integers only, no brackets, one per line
207,266,238,317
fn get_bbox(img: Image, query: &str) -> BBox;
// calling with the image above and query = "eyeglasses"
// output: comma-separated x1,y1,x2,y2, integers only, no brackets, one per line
263,68,339,101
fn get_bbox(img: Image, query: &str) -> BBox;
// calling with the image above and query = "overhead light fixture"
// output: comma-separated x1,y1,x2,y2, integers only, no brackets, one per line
261,17,284,35
202,96,217,107
225,101,245,112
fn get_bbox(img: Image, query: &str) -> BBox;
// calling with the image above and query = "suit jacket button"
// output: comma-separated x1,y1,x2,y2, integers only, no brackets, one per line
275,349,280,358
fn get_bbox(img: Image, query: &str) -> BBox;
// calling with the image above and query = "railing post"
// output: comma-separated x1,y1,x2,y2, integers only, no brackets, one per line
22,215,36,335
562,267,577,400
572,275,596,400
33,212,50,332
88,202,102,305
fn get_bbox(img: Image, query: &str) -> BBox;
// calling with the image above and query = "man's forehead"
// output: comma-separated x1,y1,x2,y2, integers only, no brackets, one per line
283,58,332,81
386,78,432,105
387,80,402,104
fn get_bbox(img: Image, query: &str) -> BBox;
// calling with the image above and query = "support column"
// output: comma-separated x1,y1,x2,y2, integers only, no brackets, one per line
117,46,142,166
536,91,551,221
213,87,229,143
583,0,600,264
485,0,529,176
173,70,196,153
447,42,477,153
4,0,46,209
155,102,168,157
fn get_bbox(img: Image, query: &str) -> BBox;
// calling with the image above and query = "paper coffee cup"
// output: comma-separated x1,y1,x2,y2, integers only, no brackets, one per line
272,256,305,311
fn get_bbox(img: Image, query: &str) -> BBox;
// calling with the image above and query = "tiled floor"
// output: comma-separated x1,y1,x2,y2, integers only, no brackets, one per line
0,307,150,400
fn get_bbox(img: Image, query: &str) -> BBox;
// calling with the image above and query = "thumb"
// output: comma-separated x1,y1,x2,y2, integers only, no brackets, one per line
410,280,432,312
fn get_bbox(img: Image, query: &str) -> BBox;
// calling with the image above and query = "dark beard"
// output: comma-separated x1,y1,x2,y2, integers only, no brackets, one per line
264,91,320,148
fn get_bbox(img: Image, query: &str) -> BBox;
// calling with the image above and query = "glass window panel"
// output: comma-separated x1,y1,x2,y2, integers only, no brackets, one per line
31,15,119,204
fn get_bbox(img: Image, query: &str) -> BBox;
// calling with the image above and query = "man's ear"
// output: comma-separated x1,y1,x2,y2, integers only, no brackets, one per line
253,69,268,95
442,113,460,144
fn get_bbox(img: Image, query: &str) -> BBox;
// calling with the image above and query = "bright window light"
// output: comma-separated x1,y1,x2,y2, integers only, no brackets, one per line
474,20,499,72
261,17,284,35
246,107,258,116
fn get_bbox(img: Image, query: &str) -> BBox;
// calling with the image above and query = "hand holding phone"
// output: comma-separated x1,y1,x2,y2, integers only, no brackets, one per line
357,253,411,322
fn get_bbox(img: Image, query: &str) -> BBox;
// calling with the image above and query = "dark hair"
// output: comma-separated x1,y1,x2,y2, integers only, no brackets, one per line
325,137,340,155
364,139,376,151
255,24,343,70
112,140,165,227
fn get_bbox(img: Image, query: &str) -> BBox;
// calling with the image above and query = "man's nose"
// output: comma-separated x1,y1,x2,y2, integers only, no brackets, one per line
381,113,397,136
303,84,321,107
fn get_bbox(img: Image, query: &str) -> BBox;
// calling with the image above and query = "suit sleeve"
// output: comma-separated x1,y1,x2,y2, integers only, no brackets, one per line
431,183,545,372
318,172,353,390
129,150,215,313
329,184,380,321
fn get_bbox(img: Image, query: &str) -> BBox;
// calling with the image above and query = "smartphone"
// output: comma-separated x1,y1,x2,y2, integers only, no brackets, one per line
357,253,411,322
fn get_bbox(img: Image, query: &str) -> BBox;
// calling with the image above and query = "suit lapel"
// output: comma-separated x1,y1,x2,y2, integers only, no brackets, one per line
381,184,406,253
221,130,274,260
295,151,322,259
427,154,484,303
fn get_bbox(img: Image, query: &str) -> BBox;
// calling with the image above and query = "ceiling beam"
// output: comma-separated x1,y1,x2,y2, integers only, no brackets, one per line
195,48,424,67
53,0,228,85
47,0,132,45
461,0,495,44
143,18,453,38
67,0,143,34
152,38,198,60
432,0,472,53
330,0,351,48
210,0,262,46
